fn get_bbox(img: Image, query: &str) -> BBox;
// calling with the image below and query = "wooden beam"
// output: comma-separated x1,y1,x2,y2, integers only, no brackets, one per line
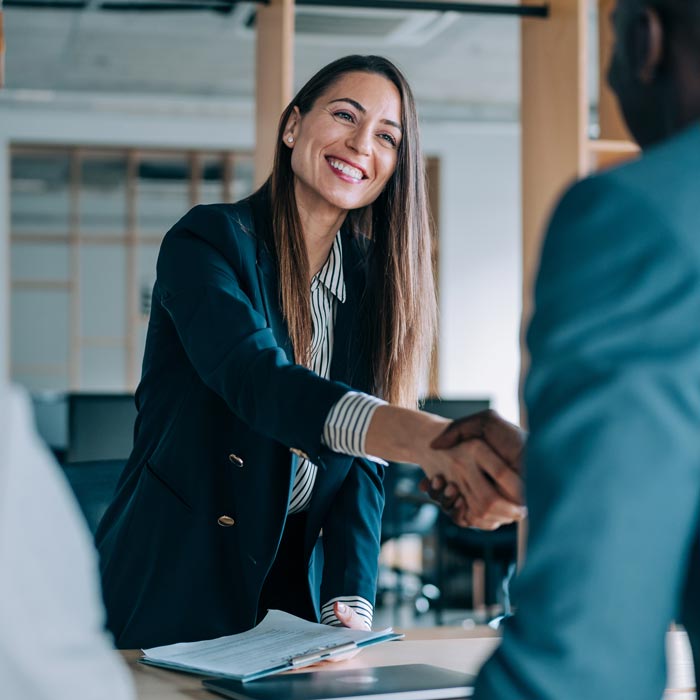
597,0,631,142
519,0,588,568
521,0,588,325
587,138,639,171
254,0,294,189
520,0,588,411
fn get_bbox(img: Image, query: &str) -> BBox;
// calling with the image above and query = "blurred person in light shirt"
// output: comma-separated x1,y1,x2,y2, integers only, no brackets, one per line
0,384,134,700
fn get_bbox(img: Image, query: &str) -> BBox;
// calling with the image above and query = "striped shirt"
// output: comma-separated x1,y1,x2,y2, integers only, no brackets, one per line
287,232,386,630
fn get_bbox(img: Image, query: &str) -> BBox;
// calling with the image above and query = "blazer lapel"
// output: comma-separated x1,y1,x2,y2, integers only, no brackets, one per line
249,187,294,361
255,243,294,361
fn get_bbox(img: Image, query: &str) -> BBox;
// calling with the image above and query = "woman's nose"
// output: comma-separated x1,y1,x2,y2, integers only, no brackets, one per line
347,126,371,156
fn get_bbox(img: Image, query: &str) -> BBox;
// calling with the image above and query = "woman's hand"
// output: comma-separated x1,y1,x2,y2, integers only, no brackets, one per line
332,601,368,630
423,410,526,529
420,434,525,530
306,602,363,664
365,406,526,530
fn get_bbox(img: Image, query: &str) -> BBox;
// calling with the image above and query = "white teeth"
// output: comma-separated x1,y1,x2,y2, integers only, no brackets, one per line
328,158,363,181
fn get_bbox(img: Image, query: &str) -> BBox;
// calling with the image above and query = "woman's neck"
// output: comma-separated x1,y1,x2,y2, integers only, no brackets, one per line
294,183,348,279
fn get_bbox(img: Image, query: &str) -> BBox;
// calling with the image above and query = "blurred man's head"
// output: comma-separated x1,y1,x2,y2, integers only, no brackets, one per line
608,0,700,148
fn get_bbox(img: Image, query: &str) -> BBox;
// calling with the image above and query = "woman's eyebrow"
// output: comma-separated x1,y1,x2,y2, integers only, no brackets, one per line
328,97,403,132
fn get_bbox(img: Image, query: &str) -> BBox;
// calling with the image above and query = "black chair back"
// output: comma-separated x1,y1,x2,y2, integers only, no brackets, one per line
62,459,126,535
66,393,136,463
381,463,438,543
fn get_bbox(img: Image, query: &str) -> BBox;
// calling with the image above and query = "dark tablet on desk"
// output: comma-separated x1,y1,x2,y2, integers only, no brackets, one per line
202,663,474,700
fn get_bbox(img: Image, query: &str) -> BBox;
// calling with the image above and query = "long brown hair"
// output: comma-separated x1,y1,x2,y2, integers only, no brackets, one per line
266,55,436,408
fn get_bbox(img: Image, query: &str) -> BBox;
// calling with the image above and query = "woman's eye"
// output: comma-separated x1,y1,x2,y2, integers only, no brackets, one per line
334,110,355,122
379,133,397,147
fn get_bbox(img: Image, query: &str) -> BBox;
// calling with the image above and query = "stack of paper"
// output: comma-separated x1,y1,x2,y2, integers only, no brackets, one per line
140,609,403,682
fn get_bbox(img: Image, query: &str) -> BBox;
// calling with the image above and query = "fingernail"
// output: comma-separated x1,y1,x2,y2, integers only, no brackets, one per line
445,485,456,497
519,507,528,518
337,602,347,613
431,477,440,488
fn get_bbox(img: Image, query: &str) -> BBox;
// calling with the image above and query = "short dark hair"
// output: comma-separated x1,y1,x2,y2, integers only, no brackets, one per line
650,0,700,44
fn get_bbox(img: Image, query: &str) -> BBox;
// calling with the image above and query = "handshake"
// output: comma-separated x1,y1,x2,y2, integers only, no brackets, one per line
367,406,527,530
420,409,527,530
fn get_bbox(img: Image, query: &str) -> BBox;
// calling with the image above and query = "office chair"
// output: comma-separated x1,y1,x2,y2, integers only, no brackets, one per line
437,519,517,617
61,459,126,535
378,462,440,624
418,398,518,621
66,393,137,462
31,391,69,462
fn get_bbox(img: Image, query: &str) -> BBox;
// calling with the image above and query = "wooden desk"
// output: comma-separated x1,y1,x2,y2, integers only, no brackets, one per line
123,626,499,699
123,626,696,700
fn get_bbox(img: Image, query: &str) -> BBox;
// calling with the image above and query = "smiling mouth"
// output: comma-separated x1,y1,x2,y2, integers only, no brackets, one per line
326,157,367,182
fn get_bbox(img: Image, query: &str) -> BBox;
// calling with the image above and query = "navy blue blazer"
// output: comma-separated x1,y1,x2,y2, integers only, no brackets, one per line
96,188,385,649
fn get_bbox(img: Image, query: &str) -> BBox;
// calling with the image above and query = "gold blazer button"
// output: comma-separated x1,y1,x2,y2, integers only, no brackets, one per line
228,453,244,468
217,515,236,527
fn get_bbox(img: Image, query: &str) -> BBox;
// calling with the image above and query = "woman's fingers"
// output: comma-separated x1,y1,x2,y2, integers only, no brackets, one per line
459,468,523,527
419,425,527,529
424,440,526,528
333,601,368,630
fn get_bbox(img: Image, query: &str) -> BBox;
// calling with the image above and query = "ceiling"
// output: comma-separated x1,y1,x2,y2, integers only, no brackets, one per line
3,1,529,120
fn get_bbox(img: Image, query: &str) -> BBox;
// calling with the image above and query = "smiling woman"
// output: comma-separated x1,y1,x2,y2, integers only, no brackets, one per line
269,56,432,403
94,55,525,651
287,74,402,219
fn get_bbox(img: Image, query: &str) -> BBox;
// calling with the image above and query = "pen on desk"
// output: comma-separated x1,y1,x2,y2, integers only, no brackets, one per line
289,642,358,666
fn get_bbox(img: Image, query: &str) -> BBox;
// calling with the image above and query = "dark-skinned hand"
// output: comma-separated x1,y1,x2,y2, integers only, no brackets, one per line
419,409,527,529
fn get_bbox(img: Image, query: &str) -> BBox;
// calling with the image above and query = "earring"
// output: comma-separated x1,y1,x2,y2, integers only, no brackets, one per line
287,136,294,143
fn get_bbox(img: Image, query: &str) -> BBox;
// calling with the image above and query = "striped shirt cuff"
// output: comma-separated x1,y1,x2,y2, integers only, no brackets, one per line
323,392,388,465
320,596,374,630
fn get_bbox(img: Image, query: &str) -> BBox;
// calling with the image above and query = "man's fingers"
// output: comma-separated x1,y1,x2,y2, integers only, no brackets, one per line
470,440,523,504
430,475,447,493
429,409,525,471
481,411,525,468
419,475,464,521
429,415,482,450
451,494,466,512
419,475,449,503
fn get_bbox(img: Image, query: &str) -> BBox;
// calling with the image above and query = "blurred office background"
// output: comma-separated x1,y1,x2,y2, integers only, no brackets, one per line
0,0,553,626
0,0,525,416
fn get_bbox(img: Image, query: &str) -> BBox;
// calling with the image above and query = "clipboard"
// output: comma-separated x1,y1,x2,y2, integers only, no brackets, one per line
139,610,403,682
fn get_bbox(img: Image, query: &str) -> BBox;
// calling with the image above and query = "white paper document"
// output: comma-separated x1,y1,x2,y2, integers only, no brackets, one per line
140,609,403,682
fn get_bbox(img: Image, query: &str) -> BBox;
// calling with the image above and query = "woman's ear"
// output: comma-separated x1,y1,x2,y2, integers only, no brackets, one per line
283,106,301,148
635,7,664,83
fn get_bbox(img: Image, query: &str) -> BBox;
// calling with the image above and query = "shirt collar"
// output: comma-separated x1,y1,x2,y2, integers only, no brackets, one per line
311,232,346,303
